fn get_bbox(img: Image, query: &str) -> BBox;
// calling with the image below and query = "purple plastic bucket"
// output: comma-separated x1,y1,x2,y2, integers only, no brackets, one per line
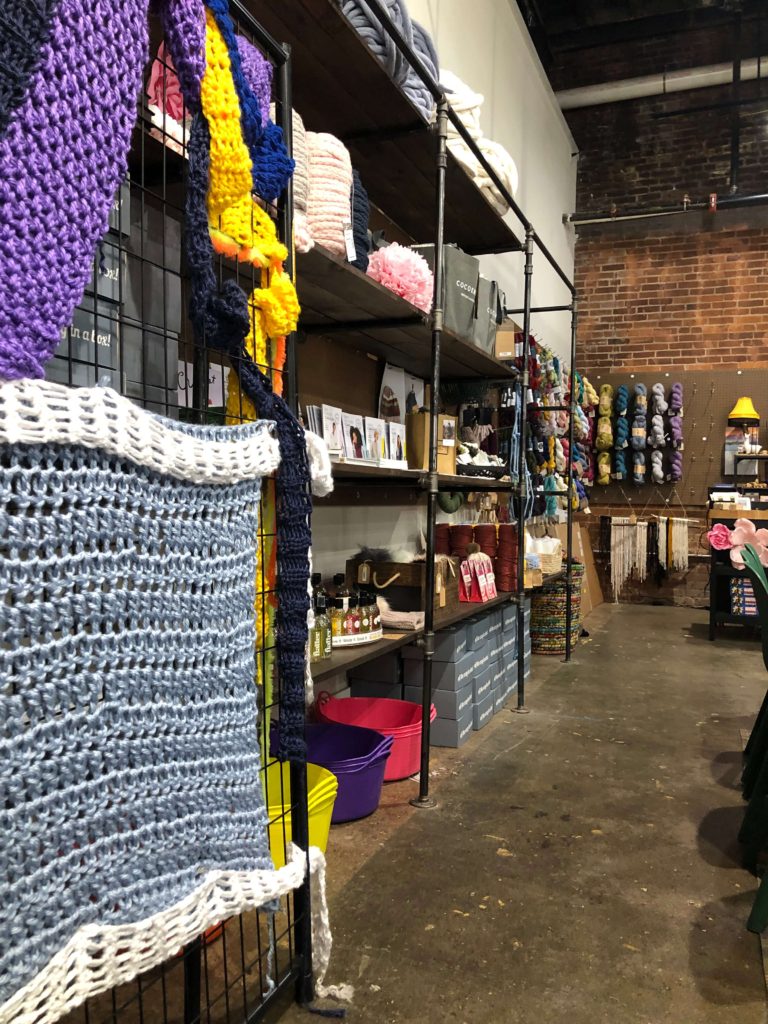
305,723,393,823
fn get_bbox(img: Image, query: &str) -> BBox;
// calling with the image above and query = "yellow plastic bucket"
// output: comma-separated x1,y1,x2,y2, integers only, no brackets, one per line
265,761,338,869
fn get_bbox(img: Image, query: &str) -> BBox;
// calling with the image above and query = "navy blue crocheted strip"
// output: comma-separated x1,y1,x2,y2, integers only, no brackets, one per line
185,110,309,761
0,0,60,140
206,0,294,203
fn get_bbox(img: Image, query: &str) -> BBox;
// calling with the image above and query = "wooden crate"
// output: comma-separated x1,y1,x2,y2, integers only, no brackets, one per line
346,557,460,624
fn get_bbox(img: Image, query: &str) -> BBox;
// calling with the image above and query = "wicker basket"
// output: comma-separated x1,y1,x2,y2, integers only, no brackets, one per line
530,562,584,656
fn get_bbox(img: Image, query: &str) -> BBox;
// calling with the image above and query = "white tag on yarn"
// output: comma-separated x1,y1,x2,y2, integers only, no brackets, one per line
343,224,356,263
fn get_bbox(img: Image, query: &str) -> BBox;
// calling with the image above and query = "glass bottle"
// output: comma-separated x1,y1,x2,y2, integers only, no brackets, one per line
333,572,350,612
329,597,345,643
370,595,382,635
311,572,327,604
343,594,361,637
315,594,332,660
358,591,371,635
310,599,323,663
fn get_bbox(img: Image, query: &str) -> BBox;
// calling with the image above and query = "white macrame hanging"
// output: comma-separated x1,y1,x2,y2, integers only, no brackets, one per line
670,517,689,572
610,517,649,599
658,515,668,569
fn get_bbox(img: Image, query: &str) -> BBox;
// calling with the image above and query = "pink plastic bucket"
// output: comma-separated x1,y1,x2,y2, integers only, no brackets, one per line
316,693,436,781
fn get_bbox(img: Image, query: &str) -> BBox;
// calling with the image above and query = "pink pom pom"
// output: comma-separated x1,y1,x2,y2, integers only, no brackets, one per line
367,243,434,314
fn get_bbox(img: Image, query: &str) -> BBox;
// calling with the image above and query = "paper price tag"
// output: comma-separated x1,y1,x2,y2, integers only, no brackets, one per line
343,224,356,263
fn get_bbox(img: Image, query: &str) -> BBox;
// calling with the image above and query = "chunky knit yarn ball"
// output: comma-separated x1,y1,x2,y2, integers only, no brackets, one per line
367,243,434,314
306,131,352,256
350,169,370,271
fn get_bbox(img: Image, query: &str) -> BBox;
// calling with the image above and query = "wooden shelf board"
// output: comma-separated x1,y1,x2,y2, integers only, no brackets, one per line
297,246,516,380
249,0,522,255
309,592,518,680
325,461,512,490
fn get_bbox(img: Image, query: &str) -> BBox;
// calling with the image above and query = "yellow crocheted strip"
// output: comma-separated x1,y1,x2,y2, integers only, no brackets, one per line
202,9,252,218
253,268,300,339
210,194,289,267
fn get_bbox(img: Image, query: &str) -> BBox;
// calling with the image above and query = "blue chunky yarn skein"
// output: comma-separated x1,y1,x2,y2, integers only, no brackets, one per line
186,112,309,760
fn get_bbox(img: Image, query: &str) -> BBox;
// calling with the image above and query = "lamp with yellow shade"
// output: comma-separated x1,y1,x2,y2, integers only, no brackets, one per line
729,397,761,454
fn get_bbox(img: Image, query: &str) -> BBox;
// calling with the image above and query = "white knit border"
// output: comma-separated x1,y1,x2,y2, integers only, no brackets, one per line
0,847,308,1024
0,379,280,484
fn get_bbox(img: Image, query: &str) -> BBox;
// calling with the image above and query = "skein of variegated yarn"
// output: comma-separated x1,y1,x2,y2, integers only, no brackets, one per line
306,131,352,256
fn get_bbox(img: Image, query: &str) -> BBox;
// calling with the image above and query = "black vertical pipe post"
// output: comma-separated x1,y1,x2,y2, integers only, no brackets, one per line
276,48,314,1006
277,46,299,416
516,227,534,711
564,297,577,662
730,10,742,194
413,98,448,808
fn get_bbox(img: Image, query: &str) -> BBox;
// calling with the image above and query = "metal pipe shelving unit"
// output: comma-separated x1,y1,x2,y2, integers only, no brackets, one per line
345,0,578,803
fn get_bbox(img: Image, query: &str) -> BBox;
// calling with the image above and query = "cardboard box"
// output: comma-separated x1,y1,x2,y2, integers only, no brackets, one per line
404,681,473,720
430,708,474,748
473,692,495,731
406,411,457,475
412,244,480,342
495,320,522,361
345,556,460,624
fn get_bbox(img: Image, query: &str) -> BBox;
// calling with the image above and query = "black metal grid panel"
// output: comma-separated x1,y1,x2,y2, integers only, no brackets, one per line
52,6,310,1023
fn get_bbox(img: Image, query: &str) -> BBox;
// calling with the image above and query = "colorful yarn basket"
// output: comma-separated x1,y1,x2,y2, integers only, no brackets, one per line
530,562,584,656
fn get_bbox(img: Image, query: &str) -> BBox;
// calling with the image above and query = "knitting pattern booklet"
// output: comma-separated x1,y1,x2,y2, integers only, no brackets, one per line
379,363,406,422
365,416,388,461
321,404,344,454
342,412,366,459
388,422,407,462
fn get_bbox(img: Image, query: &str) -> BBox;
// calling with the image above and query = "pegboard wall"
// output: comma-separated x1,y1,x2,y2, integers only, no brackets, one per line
582,367,768,507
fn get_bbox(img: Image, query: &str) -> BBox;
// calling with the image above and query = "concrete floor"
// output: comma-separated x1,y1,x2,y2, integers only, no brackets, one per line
291,604,768,1024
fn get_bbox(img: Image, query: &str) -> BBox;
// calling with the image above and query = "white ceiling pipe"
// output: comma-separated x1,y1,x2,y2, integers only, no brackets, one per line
557,56,768,110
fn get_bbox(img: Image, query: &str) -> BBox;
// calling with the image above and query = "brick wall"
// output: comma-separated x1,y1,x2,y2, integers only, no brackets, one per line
551,15,761,91
560,21,768,608
569,81,768,215
576,223,768,372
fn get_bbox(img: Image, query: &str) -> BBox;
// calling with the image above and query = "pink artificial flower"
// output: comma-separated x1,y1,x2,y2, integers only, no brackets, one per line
728,518,768,568
707,522,733,551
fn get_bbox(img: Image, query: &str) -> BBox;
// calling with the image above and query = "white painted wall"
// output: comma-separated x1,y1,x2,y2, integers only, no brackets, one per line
408,0,578,358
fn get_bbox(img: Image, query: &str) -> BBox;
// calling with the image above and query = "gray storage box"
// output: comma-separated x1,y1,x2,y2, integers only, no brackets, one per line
499,632,517,659
502,603,517,633
412,244,479,343
404,648,476,692
431,707,474,748
347,651,401,684
490,661,507,693
487,609,503,640
473,692,495,731
472,663,493,703
350,680,402,700
404,681,472,720
472,276,500,354
472,645,494,678
467,615,493,652
402,623,468,664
